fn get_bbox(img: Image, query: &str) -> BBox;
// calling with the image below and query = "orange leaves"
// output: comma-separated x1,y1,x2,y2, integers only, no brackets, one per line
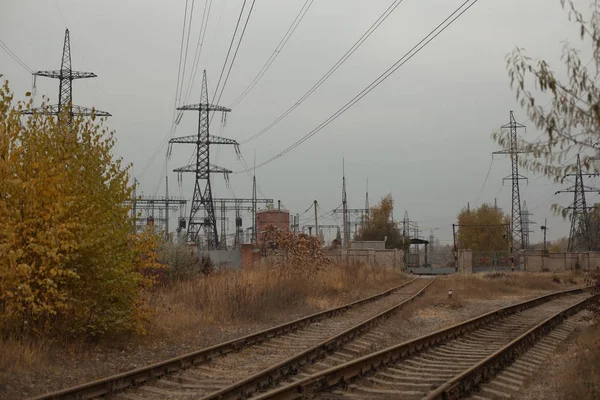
0,78,158,338
260,225,330,278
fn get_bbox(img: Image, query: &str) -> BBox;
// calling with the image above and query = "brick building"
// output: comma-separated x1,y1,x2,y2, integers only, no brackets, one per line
256,208,290,246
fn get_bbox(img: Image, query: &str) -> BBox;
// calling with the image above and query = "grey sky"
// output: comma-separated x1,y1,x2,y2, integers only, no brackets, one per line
2,0,596,246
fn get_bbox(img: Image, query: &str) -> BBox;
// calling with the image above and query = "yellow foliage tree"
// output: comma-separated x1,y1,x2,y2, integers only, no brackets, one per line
0,78,163,337
356,194,410,250
456,204,510,252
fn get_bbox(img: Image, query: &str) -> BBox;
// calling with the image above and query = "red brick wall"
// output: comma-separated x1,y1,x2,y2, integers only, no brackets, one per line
256,209,290,246
241,244,261,270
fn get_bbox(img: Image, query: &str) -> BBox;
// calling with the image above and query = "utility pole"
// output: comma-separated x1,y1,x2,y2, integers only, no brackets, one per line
314,200,319,239
342,160,350,246
252,175,257,244
429,229,435,253
413,224,420,253
234,203,242,248
277,200,281,231
541,218,548,253
493,111,529,254
220,200,227,249
22,28,111,122
363,178,370,232
132,178,138,229
555,154,600,251
169,71,239,249
165,174,170,240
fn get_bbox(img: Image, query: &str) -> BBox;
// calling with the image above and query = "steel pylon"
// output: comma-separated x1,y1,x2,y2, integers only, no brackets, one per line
169,70,238,249
556,154,600,251
22,28,110,122
493,111,528,251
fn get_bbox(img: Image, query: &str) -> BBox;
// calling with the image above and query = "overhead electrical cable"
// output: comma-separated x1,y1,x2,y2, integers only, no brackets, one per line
177,0,196,108
172,0,191,125
474,158,494,205
239,0,409,145
138,1,202,180
213,0,257,165
212,0,257,121
229,0,316,108
235,0,481,173
0,40,32,72
180,0,213,112
211,0,249,105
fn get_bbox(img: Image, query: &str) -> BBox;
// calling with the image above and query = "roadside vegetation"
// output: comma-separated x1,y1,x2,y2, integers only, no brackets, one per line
0,79,164,340
355,194,410,251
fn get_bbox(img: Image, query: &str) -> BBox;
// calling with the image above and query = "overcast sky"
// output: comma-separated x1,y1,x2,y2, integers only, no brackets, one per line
2,0,598,246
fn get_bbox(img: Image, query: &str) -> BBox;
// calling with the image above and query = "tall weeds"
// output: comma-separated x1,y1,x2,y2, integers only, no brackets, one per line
148,264,407,336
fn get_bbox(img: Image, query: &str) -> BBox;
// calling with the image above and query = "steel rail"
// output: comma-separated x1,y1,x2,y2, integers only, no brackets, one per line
201,277,436,400
425,293,599,400
30,277,419,400
252,286,593,400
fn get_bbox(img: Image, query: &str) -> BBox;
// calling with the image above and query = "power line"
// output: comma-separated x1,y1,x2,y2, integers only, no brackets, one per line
211,0,257,165
474,158,494,205
181,0,213,111
239,0,408,145
229,0,316,108
235,0,481,173
211,0,249,105
0,40,32,73
212,0,257,117
138,1,203,180
177,0,197,108
173,0,192,121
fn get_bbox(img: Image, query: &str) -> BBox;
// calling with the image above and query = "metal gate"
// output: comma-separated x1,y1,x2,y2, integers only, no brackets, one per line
472,251,514,271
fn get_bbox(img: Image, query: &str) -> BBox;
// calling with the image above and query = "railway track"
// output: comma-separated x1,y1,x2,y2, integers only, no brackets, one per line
252,286,596,400
31,276,434,400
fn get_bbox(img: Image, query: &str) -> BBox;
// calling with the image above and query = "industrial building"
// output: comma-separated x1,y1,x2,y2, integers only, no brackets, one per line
256,207,290,246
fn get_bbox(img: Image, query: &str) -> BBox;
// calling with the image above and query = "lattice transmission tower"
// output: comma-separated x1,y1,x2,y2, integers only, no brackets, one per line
521,200,535,250
556,154,599,252
493,111,528,251
22,28,110,122
169,70,239,249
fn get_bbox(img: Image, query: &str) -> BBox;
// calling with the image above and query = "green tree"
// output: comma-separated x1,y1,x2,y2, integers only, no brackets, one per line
493,0,600,216
0,79,162,337
356,194,410,250
457,203,510,251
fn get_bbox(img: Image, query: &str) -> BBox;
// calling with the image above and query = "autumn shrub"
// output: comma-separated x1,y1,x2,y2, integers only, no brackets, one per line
260,225,330,278
0,79,162,338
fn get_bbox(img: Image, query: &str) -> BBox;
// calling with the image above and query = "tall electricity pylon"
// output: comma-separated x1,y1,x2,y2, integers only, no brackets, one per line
22,28,110,122
169,70,239,249
556,154,599,251
493,111,528,251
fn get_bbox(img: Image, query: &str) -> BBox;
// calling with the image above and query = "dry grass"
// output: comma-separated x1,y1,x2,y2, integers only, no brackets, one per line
558,322,600,400
0,337,48,388
0,264,407,399
427,270,586,303
397,271,588,324
147,264,408,339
